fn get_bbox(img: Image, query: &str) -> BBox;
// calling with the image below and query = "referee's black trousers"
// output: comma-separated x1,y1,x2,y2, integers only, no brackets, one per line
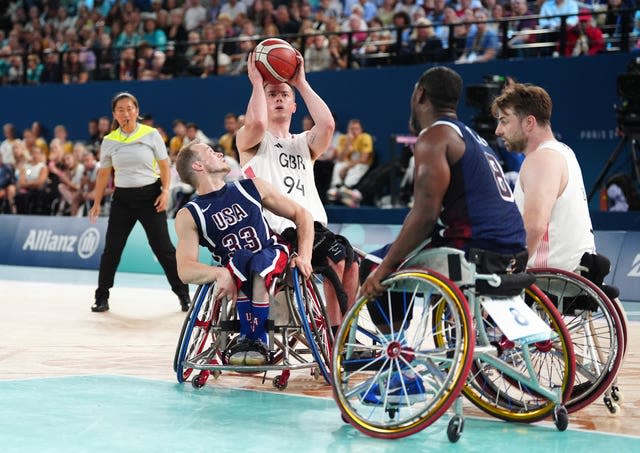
95,181,189,301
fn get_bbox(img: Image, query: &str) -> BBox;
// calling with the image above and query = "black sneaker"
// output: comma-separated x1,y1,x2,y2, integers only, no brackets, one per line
91,299,109,313
179,294,190,312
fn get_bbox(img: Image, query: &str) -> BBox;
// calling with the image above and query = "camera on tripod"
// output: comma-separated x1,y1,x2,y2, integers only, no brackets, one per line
466,75,508,142
615,57,640,135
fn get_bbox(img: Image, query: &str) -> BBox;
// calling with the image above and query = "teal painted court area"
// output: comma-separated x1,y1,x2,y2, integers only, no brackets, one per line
1,375,638,452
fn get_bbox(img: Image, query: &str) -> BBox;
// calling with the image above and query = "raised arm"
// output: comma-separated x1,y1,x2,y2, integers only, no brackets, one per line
288,53,335,161
253,177,314,278
174,208,237,302
236,52,267,164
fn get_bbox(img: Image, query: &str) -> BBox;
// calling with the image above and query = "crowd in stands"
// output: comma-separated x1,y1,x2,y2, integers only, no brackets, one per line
0,107,422,216
0,0,638,85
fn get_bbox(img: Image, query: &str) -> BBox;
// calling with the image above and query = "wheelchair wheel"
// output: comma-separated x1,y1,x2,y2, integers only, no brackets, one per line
460,284,576,424
529,268,625,413
332,269,474,439
174,283,225,383
292,270,333,384
173,284,207,373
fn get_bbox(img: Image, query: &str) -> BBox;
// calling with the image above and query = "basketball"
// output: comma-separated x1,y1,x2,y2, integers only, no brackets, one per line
254,38,300,84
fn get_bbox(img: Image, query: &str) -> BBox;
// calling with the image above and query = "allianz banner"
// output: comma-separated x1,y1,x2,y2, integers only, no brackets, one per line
0,215,105,269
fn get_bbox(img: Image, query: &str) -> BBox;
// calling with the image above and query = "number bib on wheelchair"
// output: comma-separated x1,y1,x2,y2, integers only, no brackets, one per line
480,295,553,344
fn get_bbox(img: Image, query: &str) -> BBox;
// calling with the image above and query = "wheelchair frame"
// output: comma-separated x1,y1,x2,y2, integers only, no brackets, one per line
173,268,333,390
529,267,627,415
332,247,575,441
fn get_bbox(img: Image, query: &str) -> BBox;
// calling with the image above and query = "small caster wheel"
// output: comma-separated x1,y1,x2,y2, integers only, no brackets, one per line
387,408,397,420
447,415,464,443
604,396,621,415
553,406,569,431
311,367,321,380
611,386,623,404
192,374,206,389
212,370,222,380
273,375,288,390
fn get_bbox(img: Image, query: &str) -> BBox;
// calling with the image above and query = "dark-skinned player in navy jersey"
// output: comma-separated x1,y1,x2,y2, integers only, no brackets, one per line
361,66,527,297
358,66,528,404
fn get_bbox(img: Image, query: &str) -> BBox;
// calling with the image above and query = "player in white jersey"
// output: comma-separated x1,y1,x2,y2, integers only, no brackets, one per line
236,51,359,334
492,83,596,271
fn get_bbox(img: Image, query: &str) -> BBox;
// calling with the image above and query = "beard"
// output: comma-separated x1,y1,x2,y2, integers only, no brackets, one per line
503,132,527,152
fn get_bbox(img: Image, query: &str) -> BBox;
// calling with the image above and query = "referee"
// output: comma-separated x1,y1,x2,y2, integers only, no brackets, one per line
88,92,190,313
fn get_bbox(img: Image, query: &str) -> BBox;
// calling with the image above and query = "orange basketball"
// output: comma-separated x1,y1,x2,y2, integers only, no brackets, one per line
254,38,300,84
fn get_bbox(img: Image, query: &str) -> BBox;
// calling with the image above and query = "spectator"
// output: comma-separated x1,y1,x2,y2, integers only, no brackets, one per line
94,32,117,81
116,46,139,81
220,0,248,22
327,118,375,202
25,54,43,85
228,34,255,75
51,152,85,216
142,17,168,51
456,0,484,17
538,0,579,30
456,8,500,63
0,151,17,214
563,11,605,56
507,0,538,57
184,122,210,147
274,4,301,35
159,40,186,78
169,119,188,157
87,118,101,154
436,5,467,60
328,35,350,70
6,55,24,85
165,8,189,53
1,123,19,166
53,125,73,155
62,50,89,84
115,20,142,50
427,0,447,24
78,150,107,216
402,17,445,64
378,0,398,26
0,47,10,85
22,128,42,157
31,121,49,157
183,0,208,32
40,49,62,83
137,41,165,80
305,32,332,72
15,146,50,215
217,113,240,160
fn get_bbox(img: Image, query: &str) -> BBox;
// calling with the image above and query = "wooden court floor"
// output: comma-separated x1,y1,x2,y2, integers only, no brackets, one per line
0,274,638,438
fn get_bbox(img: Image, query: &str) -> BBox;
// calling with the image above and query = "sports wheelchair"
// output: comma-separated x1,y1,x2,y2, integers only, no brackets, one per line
173,267,333,390
529,256,627,415
332,247,575,441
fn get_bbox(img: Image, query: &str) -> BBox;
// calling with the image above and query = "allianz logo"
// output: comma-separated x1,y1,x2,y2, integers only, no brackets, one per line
22,228,101,259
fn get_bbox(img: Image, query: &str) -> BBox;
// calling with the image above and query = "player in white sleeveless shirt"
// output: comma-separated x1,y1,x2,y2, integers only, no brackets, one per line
236,51,359,333
243,130,327,233
493,83,595,271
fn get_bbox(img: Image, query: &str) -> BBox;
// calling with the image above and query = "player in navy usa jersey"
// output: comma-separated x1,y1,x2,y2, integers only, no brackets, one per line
361,66,527,298
174,141,313,366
